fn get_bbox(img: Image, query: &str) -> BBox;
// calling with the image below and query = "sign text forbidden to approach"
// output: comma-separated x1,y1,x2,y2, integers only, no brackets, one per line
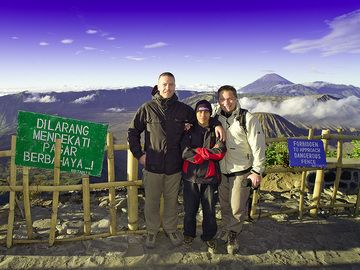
288,138,326,168
15,111,108,176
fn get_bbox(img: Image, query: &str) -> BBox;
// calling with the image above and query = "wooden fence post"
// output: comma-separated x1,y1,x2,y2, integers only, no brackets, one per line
310,129,330,217
355,185,360,217
23,167,33,239
127,145,138,231
299,128,314,219
82,176,91,235
49,138,61,246
330,128,343,210
107,133,117,235
6,135,17,248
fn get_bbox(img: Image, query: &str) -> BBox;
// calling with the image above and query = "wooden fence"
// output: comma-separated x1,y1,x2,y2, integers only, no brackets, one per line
0,129,359,248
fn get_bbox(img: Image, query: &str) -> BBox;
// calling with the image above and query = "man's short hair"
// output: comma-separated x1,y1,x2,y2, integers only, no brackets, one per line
217,85,237,99
158,72,175,81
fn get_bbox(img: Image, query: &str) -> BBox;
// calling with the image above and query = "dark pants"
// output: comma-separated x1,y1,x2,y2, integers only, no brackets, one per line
183,180,218,241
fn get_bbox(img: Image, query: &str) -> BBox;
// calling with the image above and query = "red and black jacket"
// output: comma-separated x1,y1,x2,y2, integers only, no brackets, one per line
181,122,226,185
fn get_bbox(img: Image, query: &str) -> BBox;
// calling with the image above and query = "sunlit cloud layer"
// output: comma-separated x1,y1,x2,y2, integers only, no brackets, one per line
125,56,145,61
240,96,360,128
144,42,168,49
39,42,49,46
72,94,96,104
86,29,98,34
24,95,58,103
284,9,360,56
106,107,125,112
61,39,74,44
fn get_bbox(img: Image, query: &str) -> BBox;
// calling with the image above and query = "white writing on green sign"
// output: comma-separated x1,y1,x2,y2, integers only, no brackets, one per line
15,111,108,176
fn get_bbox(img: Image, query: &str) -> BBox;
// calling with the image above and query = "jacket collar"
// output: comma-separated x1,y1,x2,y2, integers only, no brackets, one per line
152,92,178,108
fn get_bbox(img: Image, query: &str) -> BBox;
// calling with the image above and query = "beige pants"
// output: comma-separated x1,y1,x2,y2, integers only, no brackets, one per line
219,174,251,234
143,170,181,234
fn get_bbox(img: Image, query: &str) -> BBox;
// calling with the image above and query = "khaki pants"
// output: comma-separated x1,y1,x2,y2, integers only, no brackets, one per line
143,170,181,234
219,174,251,233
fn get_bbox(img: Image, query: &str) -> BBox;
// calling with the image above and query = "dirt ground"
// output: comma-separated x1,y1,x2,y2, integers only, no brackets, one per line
0,172,359,269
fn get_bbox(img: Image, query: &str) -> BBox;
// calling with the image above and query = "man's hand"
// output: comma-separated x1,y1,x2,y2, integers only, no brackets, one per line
215,125,225,142
139,154,146,166
247,173,262,188
184,122,192,131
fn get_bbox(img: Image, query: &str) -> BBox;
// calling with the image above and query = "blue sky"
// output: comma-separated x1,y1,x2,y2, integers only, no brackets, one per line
0,0,359,92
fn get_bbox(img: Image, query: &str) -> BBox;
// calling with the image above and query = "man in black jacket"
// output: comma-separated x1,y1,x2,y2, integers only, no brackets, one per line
128,72,224,248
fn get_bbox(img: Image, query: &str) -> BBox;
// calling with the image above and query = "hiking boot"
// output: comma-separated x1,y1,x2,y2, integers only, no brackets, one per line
217,230,228,243
145,232,157,249
167,232,182,246
205,239,217,254
183,235,194,247
226,231,239,255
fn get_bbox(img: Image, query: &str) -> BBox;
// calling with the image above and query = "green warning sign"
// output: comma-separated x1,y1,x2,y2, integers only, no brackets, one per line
15,111,108,176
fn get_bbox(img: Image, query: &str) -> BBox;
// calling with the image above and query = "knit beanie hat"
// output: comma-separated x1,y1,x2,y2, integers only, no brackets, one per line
195,100,212,115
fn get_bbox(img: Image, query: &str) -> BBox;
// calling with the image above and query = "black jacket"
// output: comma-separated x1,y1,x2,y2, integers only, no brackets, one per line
181,122,226,185
128,92,195,174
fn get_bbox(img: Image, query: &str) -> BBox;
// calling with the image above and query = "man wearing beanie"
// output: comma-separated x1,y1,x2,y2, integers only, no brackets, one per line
181,99,226,254
213,85,266,255
128,73,225,249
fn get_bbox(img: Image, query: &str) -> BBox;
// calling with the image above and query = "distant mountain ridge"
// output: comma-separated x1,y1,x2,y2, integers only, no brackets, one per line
240,73,360,97
0,73,358,149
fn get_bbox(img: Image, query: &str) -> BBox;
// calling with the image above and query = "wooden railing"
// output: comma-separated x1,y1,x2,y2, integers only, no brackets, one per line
0,129,359,248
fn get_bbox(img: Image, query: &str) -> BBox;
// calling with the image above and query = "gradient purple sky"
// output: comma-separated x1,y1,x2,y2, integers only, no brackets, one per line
1,0,359,92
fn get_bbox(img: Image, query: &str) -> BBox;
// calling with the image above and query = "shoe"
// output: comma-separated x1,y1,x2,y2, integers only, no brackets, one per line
217,230,228,243
145,232,157,249
167,232,182,246
226,231,239,255
205,239,217,254
183,235,194,247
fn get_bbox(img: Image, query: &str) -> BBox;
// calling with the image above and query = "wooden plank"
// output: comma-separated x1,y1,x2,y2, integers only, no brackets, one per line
310,129,330,217
82,176,91,235
107,133,117,235
0,180,143,193
6,136,17,248
49,139,61,246
330,128,343,210
22,167,33,239
127,144,139,231
299,128,314,219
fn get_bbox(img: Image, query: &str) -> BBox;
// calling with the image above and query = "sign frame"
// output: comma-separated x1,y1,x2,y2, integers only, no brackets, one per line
15,111,108,176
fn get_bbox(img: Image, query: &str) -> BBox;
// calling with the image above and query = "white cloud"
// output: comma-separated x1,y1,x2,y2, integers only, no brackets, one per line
61,39,74,44
86,29,98,34
107,37,116,41
284,9,360,56
144,42,168,49
72,94,96,104
39,42,49,46
240,96,360,128
24,95,58,103
83,46,96,50
11,36,19,40
106,107,125,112
125,56,145,61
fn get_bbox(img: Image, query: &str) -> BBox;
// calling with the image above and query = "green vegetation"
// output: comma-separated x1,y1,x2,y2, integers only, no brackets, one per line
265,142,289,166
349,140,360,158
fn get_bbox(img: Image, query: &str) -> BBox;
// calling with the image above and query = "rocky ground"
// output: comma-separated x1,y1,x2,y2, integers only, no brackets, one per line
0,172,359,269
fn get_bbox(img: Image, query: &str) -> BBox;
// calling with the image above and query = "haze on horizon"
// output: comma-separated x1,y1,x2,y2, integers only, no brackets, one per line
1,0,359,92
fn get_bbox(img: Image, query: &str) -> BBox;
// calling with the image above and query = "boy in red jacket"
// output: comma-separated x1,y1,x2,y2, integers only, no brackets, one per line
181,100,226,254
